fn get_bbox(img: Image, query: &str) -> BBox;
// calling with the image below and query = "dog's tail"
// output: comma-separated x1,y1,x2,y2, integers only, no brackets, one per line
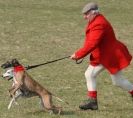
52,94,69,105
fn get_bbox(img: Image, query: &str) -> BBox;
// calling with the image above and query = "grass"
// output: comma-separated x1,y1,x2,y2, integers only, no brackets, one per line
0,0,133,118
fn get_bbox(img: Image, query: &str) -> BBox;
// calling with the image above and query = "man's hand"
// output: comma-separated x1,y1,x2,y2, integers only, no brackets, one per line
70,53,77,60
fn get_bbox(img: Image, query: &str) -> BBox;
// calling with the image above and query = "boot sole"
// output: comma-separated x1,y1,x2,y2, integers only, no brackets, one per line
79,106,98,110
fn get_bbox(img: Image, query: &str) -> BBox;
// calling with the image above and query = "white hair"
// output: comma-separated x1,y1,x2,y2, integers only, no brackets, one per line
86,9,100,24
91,9,99,14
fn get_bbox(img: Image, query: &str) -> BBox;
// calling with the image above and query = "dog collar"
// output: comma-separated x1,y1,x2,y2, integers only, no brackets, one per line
14,65,25,72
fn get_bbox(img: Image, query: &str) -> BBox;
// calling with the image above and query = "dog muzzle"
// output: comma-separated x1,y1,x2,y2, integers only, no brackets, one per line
2,69,14,80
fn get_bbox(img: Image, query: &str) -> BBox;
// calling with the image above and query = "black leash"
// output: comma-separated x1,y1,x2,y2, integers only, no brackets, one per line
25,56,70,70
25,56,84,70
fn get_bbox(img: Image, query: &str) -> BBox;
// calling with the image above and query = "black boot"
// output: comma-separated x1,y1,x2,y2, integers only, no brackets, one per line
79,98,98,110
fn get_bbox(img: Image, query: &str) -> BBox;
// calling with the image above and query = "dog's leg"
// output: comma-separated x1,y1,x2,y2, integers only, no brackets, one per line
10,71,23,96
8,97,15,109
8,90,22,109
40,94,53,112
8,96,19,109
10,84,21,97
40,94,62,114
52,105,62,115
9,86,15,95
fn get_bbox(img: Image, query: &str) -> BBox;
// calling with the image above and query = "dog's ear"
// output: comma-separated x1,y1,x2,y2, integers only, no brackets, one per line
11,59,20,67
1,61,12,69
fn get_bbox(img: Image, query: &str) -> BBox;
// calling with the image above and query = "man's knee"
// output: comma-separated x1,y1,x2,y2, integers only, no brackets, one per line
112,79,119,86
112,78,125,87
85,69,96,79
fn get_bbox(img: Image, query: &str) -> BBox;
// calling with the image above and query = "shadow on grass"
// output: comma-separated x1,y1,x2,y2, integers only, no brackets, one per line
99,108,133,112
26,110,75,116
60,110,75,115
26,107,133,116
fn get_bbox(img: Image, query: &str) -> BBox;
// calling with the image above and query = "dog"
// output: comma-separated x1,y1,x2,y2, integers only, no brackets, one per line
1,59,67,114
2,68,39,109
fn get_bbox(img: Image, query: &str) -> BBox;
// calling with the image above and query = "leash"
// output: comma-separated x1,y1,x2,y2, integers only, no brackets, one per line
25,56,70,70
25,56,84,70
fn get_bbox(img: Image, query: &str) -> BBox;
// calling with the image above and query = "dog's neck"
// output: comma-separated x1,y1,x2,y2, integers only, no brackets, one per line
14,65,25,72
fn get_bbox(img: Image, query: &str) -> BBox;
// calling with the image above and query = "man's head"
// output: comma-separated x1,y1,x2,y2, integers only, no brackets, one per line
82,2,98,14
82,2,99,22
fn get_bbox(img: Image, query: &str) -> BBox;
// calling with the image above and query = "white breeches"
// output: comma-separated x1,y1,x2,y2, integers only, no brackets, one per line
85,64,133,91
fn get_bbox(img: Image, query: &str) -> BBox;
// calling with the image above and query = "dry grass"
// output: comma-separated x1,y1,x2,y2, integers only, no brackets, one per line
0,0,133,118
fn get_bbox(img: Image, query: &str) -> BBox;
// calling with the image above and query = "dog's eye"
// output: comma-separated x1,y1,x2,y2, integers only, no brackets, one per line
7,70,13,74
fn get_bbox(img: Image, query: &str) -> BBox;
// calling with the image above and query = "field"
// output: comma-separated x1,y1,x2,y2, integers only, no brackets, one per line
0,0,133,118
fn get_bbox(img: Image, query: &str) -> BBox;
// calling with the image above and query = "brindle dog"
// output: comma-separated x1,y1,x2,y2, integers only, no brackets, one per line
1,59,63,114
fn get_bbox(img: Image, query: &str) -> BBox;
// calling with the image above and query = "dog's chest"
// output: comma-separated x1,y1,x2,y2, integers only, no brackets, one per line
13,77,18,84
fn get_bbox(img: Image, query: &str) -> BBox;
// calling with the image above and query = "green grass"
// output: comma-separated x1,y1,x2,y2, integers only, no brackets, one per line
0,0,133,118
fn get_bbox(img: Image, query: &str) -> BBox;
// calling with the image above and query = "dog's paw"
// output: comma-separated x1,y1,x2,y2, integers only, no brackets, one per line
8,89,11,93
9,94,12,98
9,92,14,98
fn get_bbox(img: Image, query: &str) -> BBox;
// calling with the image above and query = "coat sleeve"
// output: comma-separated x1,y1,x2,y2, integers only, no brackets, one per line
75,24,105,59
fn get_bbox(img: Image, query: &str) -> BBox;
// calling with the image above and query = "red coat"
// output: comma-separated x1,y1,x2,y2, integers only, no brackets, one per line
75,14,132,74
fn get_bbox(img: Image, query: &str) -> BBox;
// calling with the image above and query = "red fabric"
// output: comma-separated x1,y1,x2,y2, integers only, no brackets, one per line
129,90,133,95
88,91,97,99
14,65,25,72
75,14,132,74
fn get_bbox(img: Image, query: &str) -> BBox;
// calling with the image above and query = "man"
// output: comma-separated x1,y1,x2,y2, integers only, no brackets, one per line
70,2,133,110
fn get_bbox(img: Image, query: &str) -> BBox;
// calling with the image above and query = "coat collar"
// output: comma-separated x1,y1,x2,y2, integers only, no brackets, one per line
85,14,103,31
